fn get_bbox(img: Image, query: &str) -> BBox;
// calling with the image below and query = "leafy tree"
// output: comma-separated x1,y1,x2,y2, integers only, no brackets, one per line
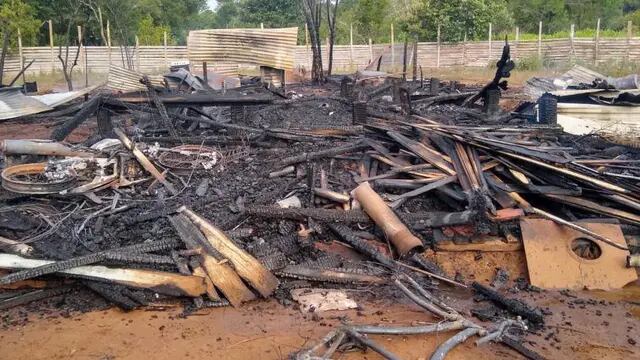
508,0,567,33
239,0,301,28
404,0,513,42
0,0,42,46
137,15,173,45
565,0,625,30
353,0,390,41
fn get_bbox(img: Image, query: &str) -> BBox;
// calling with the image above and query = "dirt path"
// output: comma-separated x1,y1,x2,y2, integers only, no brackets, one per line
1,284,638,360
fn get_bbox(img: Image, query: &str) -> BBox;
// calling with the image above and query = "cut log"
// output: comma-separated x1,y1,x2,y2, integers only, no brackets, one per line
169,214,255,306
177,207,279,298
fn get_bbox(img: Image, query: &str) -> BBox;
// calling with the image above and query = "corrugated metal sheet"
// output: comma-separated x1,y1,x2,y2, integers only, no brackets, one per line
0,87,53,120
525,65,607,99
187,27,299,70
562,65,606,84
107,65,165,92
30,85,99,107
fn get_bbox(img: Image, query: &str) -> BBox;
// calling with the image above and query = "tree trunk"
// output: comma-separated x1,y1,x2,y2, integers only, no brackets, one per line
326,0,340,77
0,31,10,86
303,0,324,83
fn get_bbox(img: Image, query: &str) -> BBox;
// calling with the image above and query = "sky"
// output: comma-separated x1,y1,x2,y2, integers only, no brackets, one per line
207,0,218,10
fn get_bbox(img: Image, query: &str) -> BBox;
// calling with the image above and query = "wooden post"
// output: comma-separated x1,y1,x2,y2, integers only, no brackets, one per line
488,23,492,64
595,18,601,65
391,23,395,69
107,20,112,68
570,24,575,61
163,31,168,69
402,38,408,81
305,23,310,70
514,27,519,61
77,26,84,73
462,33,467,66
135,35,140,72
436,24,441,68
538,21,542,59
349,23,354,69
203,62,208,83
260,23,264,29
369,38,373,63
628,20,633,62
17,29,23,76
48,20,54,72
412,38,417,81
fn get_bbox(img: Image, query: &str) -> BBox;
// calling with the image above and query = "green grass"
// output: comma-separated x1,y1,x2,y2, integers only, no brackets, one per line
496,28,628,41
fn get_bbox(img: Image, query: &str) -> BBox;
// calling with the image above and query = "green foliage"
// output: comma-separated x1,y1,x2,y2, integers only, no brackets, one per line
565,0,625,30
352,0,390,41
0,0,41,46
239,0,300,28
136,15,173,45
508,0,567,33
14,0,640,47
403,0,513,42
517,56,543,71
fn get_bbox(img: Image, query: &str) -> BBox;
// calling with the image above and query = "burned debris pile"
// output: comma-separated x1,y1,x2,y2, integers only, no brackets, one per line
1,42,639,360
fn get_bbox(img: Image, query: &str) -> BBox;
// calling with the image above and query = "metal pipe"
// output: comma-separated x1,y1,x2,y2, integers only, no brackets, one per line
353,182,424,256
1,140,94,157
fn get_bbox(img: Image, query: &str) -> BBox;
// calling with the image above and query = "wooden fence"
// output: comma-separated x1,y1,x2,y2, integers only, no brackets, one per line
2,37,640,77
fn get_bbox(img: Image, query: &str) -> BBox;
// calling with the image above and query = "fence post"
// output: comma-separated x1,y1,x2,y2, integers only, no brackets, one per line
48,20,54,72
570,24,575,61
349,23,354,69
163,31,168,69
538,21,542,59
17,29,23,75
77,26,83,73
595,18,601,65
107,20,111,68
135,35,140,71
628,20,633,62
514,27,519,61
369,38,373,63
462,33,467,66
412,38,418,81
437,24,441,68
260,23,264,30
305,23,310,70
391,23,395,69
488,23,492,64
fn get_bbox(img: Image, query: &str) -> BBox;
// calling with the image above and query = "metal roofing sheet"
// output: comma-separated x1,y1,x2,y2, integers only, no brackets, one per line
187,27,299,70
0,87,53,120
107,65,165,92
30,85,99,107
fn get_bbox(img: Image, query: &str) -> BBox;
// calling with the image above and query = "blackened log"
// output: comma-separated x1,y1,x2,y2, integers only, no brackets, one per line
329,224,395,267
501,336,546,360
278,142,369,167
51,95,102,141
472,282,544,324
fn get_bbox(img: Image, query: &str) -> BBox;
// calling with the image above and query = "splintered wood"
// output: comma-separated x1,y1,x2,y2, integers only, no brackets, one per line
177,206,279,298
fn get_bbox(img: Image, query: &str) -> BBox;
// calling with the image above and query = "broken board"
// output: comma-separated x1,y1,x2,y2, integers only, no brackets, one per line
520,218,637,290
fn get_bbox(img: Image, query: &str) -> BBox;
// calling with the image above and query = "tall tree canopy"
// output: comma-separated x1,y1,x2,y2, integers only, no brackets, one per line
404,0,513,41
0,0,635,47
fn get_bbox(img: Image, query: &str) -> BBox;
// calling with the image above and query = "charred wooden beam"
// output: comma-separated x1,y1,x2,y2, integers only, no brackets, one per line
0,254,206,297
277,142,369,167
472,282,544,324
51,95,102,141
